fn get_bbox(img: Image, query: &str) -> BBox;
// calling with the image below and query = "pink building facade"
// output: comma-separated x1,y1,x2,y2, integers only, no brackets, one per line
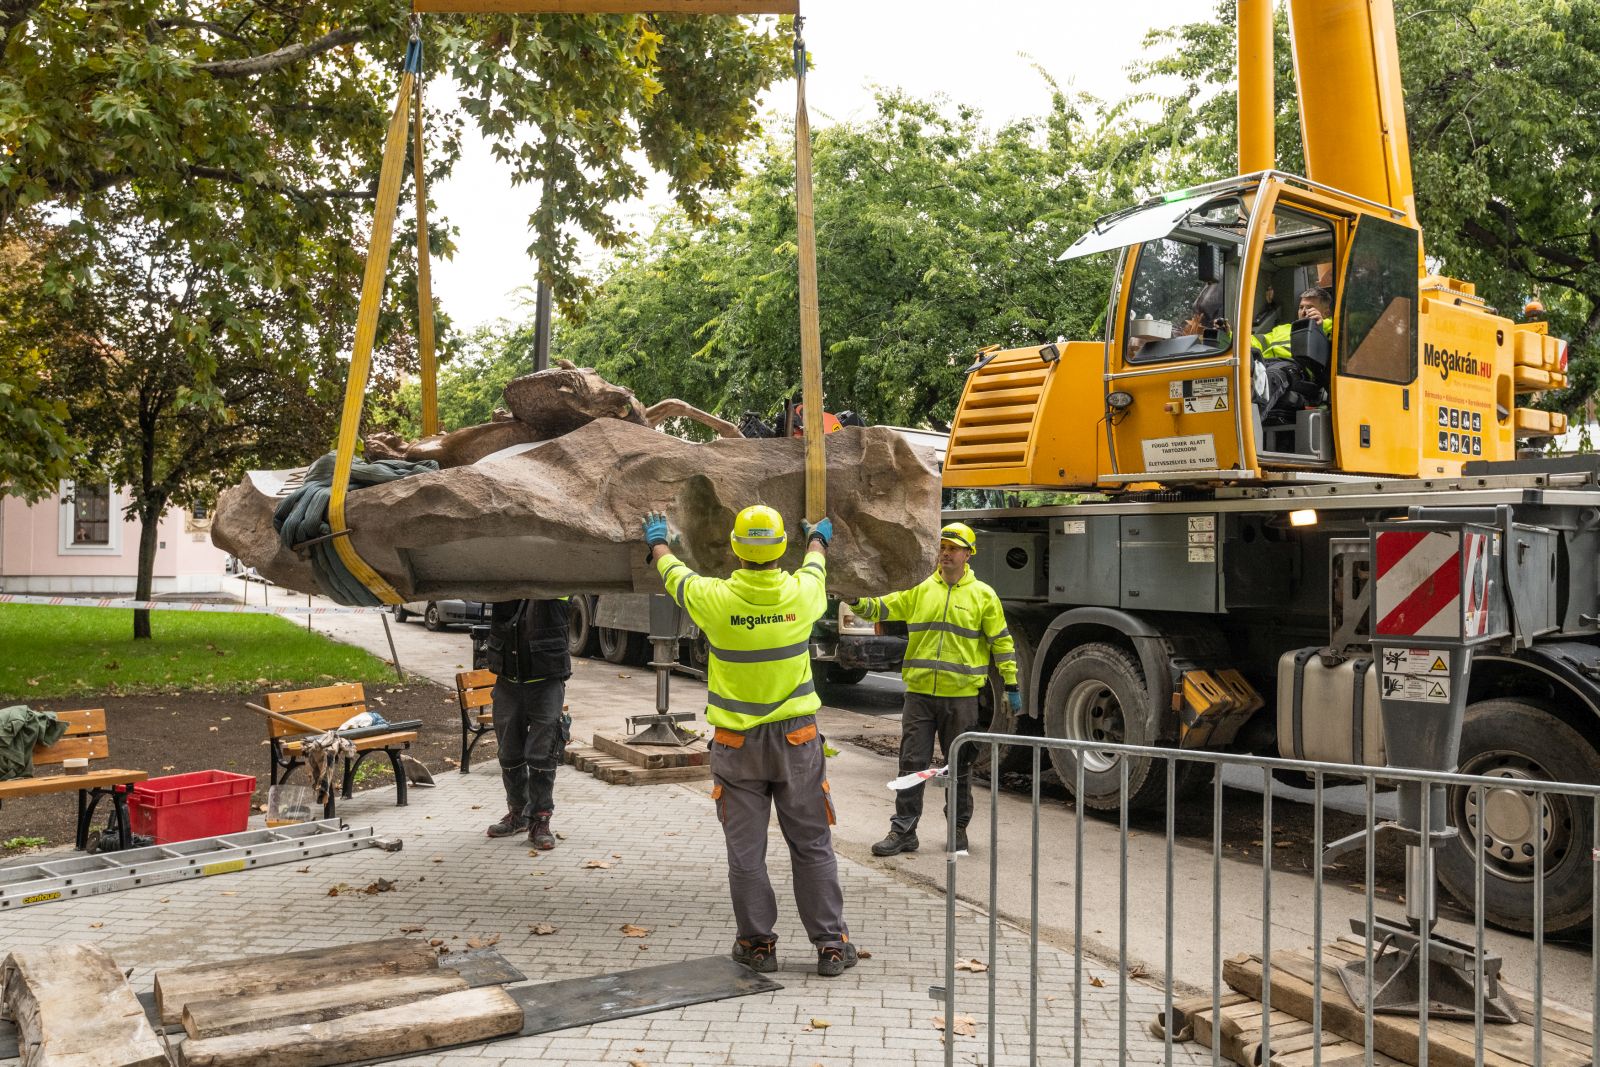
0,480,230,595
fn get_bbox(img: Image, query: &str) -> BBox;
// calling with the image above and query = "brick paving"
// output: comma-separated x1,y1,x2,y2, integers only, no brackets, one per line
0,754,1208,1065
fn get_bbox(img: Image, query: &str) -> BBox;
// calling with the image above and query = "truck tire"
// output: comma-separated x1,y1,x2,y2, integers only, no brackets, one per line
824,664,868,685
1041,641,1167,812
423,603,445,632
566,596,600,659
1436,698,1600,937
598,626,648,666
392,604,411,624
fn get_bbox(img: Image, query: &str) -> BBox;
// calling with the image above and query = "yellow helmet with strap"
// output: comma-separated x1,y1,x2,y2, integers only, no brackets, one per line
940,521,978,554
731,504,787,563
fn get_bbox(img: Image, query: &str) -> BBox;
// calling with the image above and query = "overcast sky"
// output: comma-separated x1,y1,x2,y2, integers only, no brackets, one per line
428,2,1203,330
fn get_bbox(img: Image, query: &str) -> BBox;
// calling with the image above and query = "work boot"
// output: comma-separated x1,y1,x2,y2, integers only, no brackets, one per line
528,813,556,850
948,827,969,853
816,942,859,978
870,830,919,857
485,811,528,839
732,936,778,973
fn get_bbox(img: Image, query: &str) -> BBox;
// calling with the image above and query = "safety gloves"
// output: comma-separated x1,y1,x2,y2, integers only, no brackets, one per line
1006,686,1023,714
801,516,834,547
643,512,670,548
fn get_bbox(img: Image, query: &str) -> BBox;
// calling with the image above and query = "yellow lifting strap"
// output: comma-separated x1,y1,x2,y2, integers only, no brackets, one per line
792,16,824,523
414,74,439,438
326,37,428,605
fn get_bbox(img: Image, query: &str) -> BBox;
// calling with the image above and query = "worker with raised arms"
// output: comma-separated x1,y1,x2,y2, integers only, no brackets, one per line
642,505,857,978
851,522,1019,856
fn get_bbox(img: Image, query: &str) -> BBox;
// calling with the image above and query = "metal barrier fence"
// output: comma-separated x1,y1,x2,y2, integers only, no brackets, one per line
938,732,1600,1067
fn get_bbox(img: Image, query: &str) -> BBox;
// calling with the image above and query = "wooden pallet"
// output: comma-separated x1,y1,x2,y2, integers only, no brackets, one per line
565,744,712,786
592,731,710,768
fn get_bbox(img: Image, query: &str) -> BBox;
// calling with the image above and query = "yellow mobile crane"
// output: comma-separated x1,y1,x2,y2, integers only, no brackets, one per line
944,1,1566,489
945,0,1598,939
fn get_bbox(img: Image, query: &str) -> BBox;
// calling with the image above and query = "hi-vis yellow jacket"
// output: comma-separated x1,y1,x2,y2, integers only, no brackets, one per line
852,566,1017,697
656,550,827,732
1253,317,1331,361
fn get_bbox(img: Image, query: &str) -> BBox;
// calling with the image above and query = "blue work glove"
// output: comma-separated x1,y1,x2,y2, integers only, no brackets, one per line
643,512,670,548
802,516,834,547
1006,686,1023,714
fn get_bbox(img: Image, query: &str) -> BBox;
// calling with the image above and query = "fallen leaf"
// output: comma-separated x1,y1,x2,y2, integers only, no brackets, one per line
162,765,175,771
1088,975,1106,988
327,884,350,897
467,933,501,949
220,891,237,897
295,866,310,873
584,860,611,869
362,878,397,895
220,716,231,721
932,1013,977,1037
429,938,444,947
620,923,651,937
856,948,872,959
617,673,631,679
629,1060,648,1067
256,804,268,812
530,923,557,935
809,1018,831,1029
208,726,218,732
159,898,170,904
555,830,567,840
1275,840,1292,849
400,924,425,933
611,852,623,858
663,831,679,837
954,957,988,973
89,922,103,929
1127,964,1149,980
431,856,444,864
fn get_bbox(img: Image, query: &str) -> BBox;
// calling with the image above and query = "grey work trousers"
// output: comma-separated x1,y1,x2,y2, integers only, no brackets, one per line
710,714,849,951
890,692,981,835
492,677,565,817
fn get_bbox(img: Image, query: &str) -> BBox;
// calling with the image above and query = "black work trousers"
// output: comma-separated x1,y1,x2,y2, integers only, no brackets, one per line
492,677,565,817
890,692,980,835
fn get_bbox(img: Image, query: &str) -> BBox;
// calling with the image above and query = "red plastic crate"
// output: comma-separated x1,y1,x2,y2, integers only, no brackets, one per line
128,770,256,844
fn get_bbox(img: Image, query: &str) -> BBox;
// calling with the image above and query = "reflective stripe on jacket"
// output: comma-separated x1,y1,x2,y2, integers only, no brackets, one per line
656,551,827,731
852,566,1017,697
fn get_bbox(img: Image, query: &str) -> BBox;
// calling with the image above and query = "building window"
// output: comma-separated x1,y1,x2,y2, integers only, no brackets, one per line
58,479,122,556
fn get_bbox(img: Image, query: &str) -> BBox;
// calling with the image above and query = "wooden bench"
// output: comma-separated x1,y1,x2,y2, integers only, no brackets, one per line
0,709,147,850
264,684,418,817
454,669,497,774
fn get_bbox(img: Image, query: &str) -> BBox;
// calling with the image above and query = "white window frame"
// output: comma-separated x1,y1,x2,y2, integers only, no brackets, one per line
58,479,123,556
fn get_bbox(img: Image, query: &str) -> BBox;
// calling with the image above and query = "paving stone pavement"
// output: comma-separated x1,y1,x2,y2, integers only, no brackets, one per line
0,754,1210,1066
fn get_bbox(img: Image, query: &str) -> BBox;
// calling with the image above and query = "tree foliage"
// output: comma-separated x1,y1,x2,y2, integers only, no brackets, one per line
554,90,1133,427
0,227,74,500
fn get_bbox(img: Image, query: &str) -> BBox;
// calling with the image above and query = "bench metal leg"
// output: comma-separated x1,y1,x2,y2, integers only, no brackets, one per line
76,788,91,850
462,723,491,775
387,747,409,807
111,789,131,850
341,756,358,800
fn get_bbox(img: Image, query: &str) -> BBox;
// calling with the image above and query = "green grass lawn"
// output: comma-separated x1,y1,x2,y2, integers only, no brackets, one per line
0,605,397,699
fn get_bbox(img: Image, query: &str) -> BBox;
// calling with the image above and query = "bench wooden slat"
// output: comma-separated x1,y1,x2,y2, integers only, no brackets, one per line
0,769,147,799
266,683,366,714
280,731,418,757
51,709,106,736
33,735,109,765
456,669,496,690
264,704,367,738
458,688,493,711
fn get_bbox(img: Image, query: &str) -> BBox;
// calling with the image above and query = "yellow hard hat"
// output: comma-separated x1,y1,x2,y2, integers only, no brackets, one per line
731,504,788,563
940,521,977,554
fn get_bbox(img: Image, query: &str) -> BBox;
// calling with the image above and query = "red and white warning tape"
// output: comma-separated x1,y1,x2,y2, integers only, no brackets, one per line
0,593,390,616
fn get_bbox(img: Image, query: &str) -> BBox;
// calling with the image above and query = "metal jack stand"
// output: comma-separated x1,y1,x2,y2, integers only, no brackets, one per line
1334,511,1536,1023
627,594,697,747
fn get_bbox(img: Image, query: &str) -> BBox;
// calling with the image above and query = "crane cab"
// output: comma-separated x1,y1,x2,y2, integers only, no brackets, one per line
942,173,1566,493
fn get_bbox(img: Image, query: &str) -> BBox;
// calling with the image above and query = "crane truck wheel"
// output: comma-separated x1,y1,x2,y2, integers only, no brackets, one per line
1041,642,1168,812
565,596,600,659
597,626,649,666
423,603,445,632
1435,699,1599,938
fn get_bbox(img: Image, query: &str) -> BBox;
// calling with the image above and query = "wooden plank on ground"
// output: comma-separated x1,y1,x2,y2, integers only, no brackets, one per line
1224,950,1590,1067
1,943,169,1067
177,986,523,1067
154,938,438,1025
601,763,712,786
182,970,469,1039
592,732,709,769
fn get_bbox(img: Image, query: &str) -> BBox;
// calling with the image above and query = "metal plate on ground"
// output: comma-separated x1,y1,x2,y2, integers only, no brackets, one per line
513,955,781,1035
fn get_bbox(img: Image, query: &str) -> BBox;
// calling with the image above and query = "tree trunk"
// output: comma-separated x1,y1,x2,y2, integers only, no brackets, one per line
132,498,163,640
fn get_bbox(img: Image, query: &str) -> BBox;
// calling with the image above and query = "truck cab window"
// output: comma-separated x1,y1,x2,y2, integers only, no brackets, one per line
1124,237,1238,364
1339,215,1419,384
